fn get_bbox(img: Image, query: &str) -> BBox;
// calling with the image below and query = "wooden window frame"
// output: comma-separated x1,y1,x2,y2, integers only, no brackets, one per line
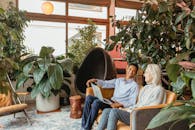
16,0,143,53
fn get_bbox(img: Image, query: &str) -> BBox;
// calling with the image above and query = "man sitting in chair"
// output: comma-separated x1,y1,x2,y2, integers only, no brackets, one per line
81,63,139,130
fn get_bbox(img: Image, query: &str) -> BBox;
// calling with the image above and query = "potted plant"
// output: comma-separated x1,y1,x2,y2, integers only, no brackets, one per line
0,3,29,95
16,46,73,112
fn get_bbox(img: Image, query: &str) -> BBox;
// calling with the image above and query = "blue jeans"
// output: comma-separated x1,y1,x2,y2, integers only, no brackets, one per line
81,95,111,130
97,108,130,130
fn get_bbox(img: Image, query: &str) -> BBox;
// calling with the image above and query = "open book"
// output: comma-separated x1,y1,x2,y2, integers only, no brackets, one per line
91,83,113,105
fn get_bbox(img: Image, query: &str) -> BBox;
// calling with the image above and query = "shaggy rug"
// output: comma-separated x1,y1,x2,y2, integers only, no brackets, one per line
0,103,97,130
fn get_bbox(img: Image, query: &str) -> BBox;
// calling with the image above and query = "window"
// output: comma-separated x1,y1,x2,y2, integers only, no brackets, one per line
68,23,106,48
24,21,66,56
19,0,65,15
69,3,107,19
115,7,136,20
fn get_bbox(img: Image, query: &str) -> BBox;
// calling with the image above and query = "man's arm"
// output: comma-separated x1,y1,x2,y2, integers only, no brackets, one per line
86,78,97,87
97,79,117,88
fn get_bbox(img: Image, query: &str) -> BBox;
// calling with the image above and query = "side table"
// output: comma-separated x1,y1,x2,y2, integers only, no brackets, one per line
69,95,82,119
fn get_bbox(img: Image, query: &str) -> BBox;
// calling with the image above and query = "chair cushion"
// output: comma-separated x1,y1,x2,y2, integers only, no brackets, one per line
0,91,12,107
0,104,28,116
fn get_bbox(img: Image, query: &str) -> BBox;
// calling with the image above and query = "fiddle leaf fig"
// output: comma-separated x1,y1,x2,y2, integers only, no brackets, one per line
107,0,195,69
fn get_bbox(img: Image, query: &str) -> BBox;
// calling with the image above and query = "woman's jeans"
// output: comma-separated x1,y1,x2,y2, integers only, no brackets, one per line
97,108,130,130
81,95,111,130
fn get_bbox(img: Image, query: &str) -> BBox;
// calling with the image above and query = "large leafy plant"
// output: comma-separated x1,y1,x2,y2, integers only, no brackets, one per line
0,3,29,94
106,0,195,69
16,46,73,99
67,20,98,67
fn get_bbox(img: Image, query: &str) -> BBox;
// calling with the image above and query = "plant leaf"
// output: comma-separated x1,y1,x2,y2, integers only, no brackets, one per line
16,73,28,89
147,105,195,129
175,11,187,25
39,46,55,58
166,64,181,82
58,58,73,73
190,10,195,19
48,64,63,90
159,2,168,13
171,76,186,94
39,78,52,98
33,68,45,85
31,85,41,99
37,58,50,71
23,61,34,76
183,72,195,79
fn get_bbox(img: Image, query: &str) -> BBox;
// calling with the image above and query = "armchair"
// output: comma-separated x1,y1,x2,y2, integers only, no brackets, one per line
0,74,31,125
86,87,188,130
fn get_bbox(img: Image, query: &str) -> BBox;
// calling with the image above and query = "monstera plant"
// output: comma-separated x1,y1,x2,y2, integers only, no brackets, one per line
0,3,29,94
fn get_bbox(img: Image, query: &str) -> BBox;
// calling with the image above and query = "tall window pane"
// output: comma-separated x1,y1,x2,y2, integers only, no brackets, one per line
69,3,107,19
24,21,66,56
115,7,136,20
68,23,106,48
19,0,65,15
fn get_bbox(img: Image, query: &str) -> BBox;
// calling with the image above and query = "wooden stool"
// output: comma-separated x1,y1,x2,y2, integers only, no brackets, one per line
69,95,82,119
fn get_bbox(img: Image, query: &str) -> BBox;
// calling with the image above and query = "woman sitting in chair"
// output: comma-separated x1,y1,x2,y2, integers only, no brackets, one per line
97,64,167,130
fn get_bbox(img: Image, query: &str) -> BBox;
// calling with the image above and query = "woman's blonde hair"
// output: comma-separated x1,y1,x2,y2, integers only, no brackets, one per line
146,64,161,85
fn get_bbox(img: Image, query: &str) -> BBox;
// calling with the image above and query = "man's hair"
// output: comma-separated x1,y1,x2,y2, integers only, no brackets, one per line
128,63,139,73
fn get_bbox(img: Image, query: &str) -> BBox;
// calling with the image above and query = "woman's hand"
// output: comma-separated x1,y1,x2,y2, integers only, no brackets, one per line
111,102,123,108
86,78,97,87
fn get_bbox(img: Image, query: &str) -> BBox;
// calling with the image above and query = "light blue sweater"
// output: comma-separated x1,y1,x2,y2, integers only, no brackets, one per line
97,78,139,108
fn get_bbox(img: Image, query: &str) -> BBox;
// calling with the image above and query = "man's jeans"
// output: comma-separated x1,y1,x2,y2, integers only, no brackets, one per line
81,95,111,130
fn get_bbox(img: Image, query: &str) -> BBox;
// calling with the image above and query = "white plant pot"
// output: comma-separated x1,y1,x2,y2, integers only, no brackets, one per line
36,93,60,112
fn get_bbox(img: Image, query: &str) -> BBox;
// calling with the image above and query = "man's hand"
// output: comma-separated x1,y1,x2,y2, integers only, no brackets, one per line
111,102,123,108
86,78,97,87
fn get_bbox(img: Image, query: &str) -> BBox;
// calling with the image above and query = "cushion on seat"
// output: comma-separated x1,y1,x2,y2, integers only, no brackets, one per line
0,104,28,116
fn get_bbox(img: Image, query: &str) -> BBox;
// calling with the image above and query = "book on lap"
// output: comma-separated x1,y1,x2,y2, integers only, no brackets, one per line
91,83,113,105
